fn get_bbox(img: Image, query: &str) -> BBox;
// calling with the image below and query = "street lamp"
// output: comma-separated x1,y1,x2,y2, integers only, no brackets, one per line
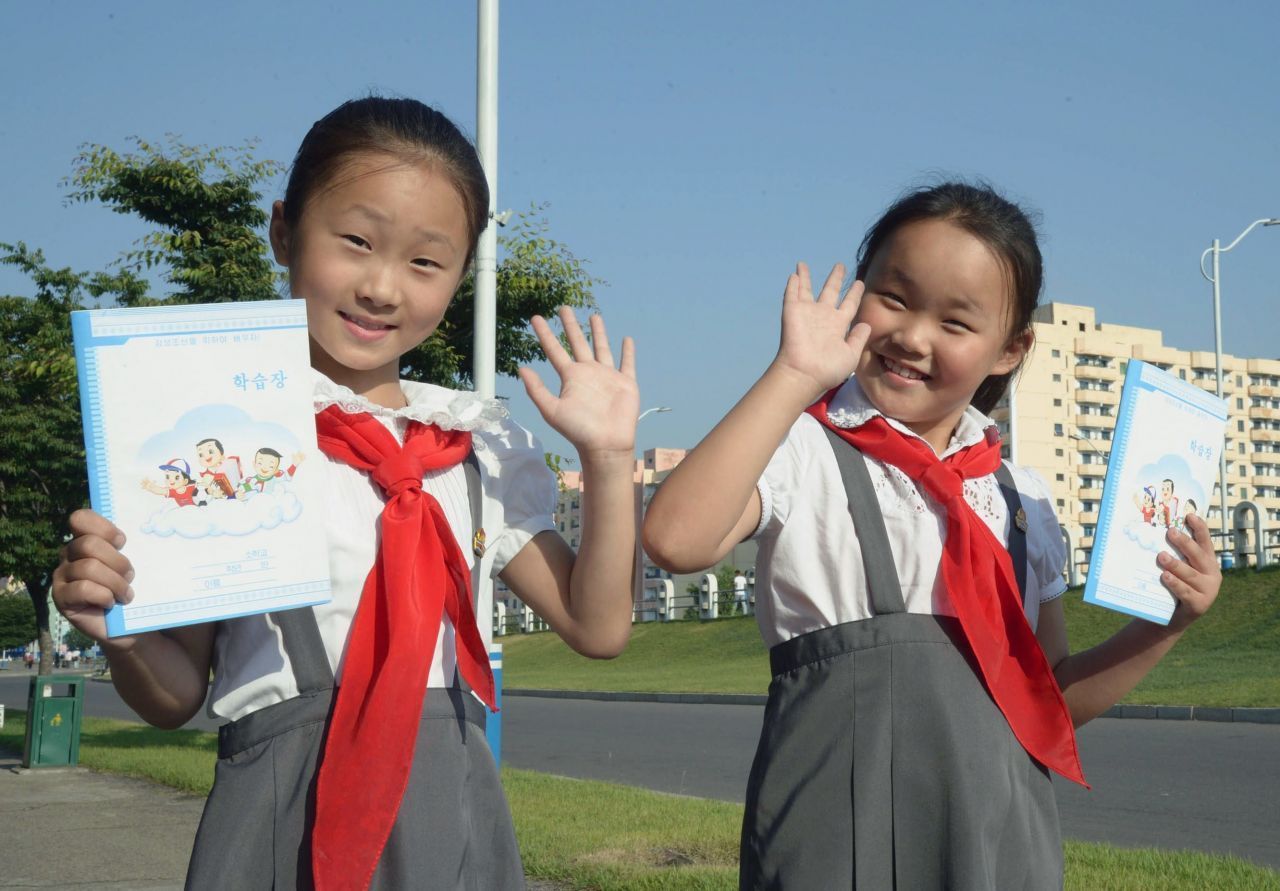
1200,218,1280,566
638,406,672,422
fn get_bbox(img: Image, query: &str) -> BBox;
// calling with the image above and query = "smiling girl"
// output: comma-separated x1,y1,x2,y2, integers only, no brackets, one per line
53,97,640,890
643,182,1223,889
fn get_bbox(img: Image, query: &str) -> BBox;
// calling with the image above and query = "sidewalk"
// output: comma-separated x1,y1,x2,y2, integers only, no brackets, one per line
0,752,563,890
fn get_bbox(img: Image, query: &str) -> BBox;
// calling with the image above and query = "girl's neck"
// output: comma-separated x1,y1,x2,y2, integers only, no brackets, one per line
311,344,408,411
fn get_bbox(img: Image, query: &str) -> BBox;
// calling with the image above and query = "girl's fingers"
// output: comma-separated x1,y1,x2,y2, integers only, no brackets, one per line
782,272,800,304
1168,521,1217,574
619,335,637,379
518,366,557,419
816,263,846,306
1159,566,1199,606
589,313,614,367
845,320,873,354
797,262,813,300
842,279,866,314
69,508,125,548
1157,550,1199,587
558,306,593,362
530,314,572,374
62,533,134,580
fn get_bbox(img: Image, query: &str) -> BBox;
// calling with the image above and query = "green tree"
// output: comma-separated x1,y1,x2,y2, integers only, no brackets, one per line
65,137,284,306
0,592,37,652
63,626,96,653
0,245,145,673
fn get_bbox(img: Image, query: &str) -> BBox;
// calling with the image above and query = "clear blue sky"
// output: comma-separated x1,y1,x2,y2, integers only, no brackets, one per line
3,1,1276,461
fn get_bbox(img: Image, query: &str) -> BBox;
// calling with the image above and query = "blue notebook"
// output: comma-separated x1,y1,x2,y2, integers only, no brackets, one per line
1083,361,1228,624
71,300,331,637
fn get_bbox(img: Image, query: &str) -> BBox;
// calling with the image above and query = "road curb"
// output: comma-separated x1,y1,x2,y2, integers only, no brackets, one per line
505,689,1280,723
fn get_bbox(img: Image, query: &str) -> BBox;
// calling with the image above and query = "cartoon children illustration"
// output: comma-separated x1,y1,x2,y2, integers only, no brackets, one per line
195,437,243,499
1181,499,1198,530
1159,478,1180,528
237,448,305,497
141,458,206,508
1134,485,1157,525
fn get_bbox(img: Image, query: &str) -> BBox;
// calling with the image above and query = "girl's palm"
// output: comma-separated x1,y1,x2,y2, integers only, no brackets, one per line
776,262,870,393
519,308,639,454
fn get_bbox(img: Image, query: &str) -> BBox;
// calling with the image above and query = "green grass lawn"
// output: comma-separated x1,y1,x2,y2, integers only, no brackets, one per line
503,566,1280,706
2,712,1277,890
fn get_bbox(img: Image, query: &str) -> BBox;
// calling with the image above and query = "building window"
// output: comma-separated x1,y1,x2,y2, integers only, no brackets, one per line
1053,398,1062,407
1051,349,1060,358
1056,499,1065,508
1053,374,1061,382
1055,449,1064,457
1054,424,1064,436
1083,524,1096,537
1179,369,1186,379
1056,473,1065,481
1238,398,1245,409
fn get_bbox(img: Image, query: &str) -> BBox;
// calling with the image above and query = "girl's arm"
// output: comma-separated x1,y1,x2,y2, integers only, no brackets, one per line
499,308,640,659
643,263,870,573
52,509,214,728
1036,513,1222,727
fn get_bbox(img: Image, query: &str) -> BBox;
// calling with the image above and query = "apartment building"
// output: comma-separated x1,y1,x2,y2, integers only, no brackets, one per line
990,302,1280,573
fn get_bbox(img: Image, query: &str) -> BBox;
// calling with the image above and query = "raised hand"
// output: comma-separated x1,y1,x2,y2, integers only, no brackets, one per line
519,307,640,455
1158,513,1223,632
773,262,871,397
51,509,138,650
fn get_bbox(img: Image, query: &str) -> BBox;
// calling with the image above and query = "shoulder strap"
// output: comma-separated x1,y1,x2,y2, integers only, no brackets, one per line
994,462,1030,607
821,426,907,615
269,607,335,693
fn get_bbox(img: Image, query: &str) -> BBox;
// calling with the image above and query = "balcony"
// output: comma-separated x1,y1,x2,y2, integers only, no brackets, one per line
1253,429,1280,444
1075,364,1117,382
1075,413,1116,429
1192,376,1233,394
1252,452,1280,465
1249,384,1278,399
1252,475,1280,488
1074,389,1119,406
1077,462,1107,477
1077,510,1099,524
1077,485,1106,500
1250,406,1280,422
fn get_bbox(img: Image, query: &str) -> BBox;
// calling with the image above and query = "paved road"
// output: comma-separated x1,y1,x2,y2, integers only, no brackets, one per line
5,674,1277,871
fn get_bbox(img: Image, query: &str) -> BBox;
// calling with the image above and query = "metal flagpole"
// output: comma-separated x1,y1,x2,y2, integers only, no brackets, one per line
474,0,498,401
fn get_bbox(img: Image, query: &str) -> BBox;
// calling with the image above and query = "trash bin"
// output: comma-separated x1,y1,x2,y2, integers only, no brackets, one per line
22,675,85,768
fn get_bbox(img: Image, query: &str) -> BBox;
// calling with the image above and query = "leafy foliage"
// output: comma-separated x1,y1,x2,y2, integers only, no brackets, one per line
403,207,599,387
64,137,284,305
0,592,37,651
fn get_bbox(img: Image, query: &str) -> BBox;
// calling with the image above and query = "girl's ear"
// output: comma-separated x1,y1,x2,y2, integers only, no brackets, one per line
269,201,291,266
993,327,1035,376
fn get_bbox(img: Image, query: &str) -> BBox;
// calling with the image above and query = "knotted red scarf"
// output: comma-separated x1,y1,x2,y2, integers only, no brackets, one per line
310,405,497,890
807,389,1086,787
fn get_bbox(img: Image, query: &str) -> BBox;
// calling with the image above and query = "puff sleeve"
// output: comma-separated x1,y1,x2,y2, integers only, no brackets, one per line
475,417,559,575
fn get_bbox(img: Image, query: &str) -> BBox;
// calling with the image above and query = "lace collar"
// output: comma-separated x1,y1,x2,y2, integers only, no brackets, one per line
823,376,995,458
311,369,508,433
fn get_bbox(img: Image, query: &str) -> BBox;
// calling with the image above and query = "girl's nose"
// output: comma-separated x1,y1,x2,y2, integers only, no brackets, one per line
358,263,401,308
890,319,928,355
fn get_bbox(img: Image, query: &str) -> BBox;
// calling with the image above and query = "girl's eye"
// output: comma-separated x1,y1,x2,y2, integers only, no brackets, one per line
943,319,972,332
411,258,439,269
880,292,905,307
342,234,370,249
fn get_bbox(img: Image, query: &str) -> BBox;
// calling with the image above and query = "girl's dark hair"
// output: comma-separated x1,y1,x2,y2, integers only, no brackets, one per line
282,96,490,262
854,180,1042,415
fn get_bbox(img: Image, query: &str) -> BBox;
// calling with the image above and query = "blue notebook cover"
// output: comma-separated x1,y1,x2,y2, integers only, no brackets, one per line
71,300,331,637
1083,361,1228,624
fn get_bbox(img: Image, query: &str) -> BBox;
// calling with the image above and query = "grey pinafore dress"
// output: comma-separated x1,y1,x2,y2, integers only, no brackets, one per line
740,430,1063,890
186,457,523,890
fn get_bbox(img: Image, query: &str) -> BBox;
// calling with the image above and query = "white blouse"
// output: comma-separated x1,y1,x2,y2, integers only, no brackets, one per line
208,371,557,721
753,377,1067,649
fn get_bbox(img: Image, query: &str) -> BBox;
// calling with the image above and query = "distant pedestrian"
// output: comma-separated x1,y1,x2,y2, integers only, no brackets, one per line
23,652,34,671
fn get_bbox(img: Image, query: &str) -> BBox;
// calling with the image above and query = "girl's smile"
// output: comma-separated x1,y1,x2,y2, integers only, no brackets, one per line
854,217,1031,454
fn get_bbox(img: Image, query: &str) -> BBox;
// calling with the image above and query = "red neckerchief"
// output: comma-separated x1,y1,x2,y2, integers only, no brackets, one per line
806,388,1086,787
310,405,497,889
